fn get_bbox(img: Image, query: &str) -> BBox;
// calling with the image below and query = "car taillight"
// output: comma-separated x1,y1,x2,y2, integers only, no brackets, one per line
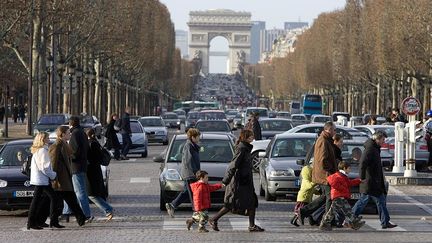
419,145,428,150
381,143,394,150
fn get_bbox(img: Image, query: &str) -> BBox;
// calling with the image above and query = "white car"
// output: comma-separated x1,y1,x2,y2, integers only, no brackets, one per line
138,116,169,145
116,120,148,157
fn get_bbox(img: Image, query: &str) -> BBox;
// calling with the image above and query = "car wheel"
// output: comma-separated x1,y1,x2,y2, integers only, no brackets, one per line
141,151,148,158
251,151,261,173
264,184,276,201
160,190,167,211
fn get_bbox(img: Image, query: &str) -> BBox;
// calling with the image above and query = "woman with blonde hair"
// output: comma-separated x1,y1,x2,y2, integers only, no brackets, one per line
27,132,62,230
49,126,86,226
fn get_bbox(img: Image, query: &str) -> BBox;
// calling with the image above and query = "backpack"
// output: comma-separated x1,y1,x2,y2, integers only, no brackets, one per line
21,154,32,177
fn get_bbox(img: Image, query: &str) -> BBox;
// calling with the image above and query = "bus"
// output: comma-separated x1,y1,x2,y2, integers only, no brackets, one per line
301,94,322,117
290,100,301,114
173,101,219,113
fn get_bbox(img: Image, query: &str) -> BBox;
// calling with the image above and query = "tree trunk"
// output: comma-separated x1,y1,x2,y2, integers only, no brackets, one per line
376,79,381,115
38,24,47,117
94,58,101,116
32,0,42,121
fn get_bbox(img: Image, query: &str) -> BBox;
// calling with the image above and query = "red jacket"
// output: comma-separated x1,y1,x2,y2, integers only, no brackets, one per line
327,171,361,200
190,181,223,212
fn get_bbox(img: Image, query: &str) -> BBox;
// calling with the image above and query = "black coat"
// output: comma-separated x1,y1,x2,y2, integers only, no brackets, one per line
87,138,106,197
105,120,120,149
222,141,258,210
119,112,131,134
69,125,89,174
359,139,386,196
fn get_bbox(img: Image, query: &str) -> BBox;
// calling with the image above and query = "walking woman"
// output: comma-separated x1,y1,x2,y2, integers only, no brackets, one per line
49,126,86,226
27,132,62,230
105,113,121,160
86,128,114,221
209,129,264,232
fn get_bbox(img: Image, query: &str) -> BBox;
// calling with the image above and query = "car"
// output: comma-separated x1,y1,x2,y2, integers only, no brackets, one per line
162,112,181,129
195,120,236,142
173,109,186,124
79,115,103,138
258,133,317,201
116,119,148,157
233,112,244,129
155,133,235,210
285,124,369,141
332,112,351,122
185,111,200,132
311,114,332,124
276,111,291,119
0,139,110,210
225,109,238,123
268,111,277,118
33,113,70,136
243,107,269,126
138,116,169,145
291,114,309,127
198,110,227,120
259,118,293,140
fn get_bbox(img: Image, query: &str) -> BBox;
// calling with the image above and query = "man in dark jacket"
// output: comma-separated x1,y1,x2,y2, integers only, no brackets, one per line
65,116,92,221
352,131,397,229
119,107,132,160
246,112,262,140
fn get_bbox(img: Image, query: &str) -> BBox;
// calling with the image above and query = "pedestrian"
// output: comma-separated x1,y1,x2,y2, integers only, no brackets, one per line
0,105,5,124
118,107,132,160
12,105,18,123
245,112,262,140
298,121,337,224
391,108,407,123
49,126,86,227
208,129,264,232
165,128,201,217
105,113,121,160
367,115,377,125
18,104,25,123
423,110,432,170
319,161,365,231
186,170,224,233
27,132,62,230
333,133,343,162
290,161,317,227
86,128,114,221
65,116,93,222
352,131,398,229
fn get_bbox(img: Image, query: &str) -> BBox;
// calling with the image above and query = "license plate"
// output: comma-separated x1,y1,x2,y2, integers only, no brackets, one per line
295,179,301,187
351,193,361,199
14,191,34,197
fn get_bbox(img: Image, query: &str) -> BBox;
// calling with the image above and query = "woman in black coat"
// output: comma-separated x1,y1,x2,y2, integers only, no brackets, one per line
86,128,114,221
105,113,121,160
208,129,264,232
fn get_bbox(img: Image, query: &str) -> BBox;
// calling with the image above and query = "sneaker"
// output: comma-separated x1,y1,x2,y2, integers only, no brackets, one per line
198,226,209,233
165,203,175,218
382,222,398,229
248,225,265,232
186,219,194,230
319,224,332,231
106,212,113,222
209,219,219,231
85,216,94,223
352,221,366,230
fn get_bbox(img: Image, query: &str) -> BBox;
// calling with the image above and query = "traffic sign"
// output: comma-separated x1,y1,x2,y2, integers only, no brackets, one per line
401,97,421,116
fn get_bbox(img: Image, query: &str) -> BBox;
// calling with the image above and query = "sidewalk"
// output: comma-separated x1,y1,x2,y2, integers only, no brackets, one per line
0,118,32,142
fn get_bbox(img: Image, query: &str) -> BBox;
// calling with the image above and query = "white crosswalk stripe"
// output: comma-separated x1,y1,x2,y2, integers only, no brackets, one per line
364,219,407,231
162,218,262,231
129,177,151,183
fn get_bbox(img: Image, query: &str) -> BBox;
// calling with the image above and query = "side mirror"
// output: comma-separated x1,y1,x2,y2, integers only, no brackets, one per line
153,155,164,163
258,151,266,158
296,159,305,166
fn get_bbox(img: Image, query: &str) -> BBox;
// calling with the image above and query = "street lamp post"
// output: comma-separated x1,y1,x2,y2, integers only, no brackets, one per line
68,64,75,114
56,59,65,113
75,67,83,114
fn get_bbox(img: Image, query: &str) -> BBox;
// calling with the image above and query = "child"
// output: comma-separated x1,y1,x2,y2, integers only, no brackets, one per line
290,163,316,227
319,161,365,231
187,170,224,233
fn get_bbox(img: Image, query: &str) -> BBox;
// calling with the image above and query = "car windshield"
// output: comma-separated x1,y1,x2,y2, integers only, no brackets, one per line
271,138,315,158
227,111,238,115
341,144,364,165
130,122,143,133
375,127,395,137
292,115,306,121
167,139,234,163
314,116,331,123
187,112,199,119
174,110,185,116
261,120,292,131
37,115,65,125
196,122,231,132
0,144,32,167
80,116,94,124
199,112,226,120
139,118,164,127
163,114,178,119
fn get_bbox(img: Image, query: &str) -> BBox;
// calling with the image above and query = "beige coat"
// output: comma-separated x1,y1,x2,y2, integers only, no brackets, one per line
49,140,74,191
311,131,337,185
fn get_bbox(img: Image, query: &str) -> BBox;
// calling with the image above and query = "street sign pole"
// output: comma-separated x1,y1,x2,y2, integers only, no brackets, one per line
401,97,420,177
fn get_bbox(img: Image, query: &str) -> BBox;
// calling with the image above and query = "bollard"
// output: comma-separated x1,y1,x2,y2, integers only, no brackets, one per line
404,118,418,177
392,122,405,173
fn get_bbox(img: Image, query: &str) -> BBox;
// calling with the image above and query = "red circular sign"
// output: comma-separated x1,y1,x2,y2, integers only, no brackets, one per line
401,97,421,116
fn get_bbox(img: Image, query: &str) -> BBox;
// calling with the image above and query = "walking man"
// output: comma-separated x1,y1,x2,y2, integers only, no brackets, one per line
245,112,262,140
119,107,132,160
352,131,397,229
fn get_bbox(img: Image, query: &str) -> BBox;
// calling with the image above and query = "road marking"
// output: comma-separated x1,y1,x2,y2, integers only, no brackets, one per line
229,218,261,231
163,218,189,230
364,219,406,231
127,158,137,161
389,187,432,216
130,177,151,183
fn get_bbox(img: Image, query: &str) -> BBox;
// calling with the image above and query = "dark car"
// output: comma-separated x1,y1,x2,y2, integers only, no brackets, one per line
185,111,200,132
79,115,103,138
33,113,70,136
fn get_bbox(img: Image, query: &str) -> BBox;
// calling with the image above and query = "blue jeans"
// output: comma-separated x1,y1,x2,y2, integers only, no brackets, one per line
89,196,113,215
171,179,195,210
352,193,390,226
65,172,91,218
121,133,132,156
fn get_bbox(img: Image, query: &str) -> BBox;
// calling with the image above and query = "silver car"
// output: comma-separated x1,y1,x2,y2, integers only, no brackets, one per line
116,120,148,157
260,118,293,140
285,124,369,142
155,134,234,210
162,112,181,129
258,133,317,201
138,116,169,145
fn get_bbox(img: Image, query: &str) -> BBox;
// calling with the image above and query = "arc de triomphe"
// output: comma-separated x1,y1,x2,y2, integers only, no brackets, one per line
188,9,252,75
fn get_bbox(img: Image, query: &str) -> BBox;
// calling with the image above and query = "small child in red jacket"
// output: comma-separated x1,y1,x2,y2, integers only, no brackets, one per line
320,161,365,231
187,170,224,233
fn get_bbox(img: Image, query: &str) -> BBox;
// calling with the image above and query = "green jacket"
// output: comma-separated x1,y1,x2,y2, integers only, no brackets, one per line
296,165,316,203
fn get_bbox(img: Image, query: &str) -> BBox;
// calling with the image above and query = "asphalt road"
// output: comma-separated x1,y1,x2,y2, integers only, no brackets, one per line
1,127,432,242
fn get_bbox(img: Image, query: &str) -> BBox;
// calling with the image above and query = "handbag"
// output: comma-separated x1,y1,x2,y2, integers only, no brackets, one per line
100,147,112,166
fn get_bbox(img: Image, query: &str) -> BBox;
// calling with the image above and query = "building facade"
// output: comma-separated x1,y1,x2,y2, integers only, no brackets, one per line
250,21,266,64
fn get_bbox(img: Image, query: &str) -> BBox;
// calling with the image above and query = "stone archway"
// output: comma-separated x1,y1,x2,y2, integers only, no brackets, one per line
188,9,252,75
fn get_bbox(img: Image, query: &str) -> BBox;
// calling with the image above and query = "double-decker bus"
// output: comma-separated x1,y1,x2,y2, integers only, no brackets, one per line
173,101,219,113
301,94,322,116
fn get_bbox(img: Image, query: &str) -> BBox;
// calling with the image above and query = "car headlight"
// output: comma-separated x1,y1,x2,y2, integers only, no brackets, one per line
177,121,180,124
165,169,182,180
0,179,7,187
269,169,295,177
156,131,166,135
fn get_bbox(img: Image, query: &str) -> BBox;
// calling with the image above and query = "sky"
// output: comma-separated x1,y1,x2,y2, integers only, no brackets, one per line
160,0,347,73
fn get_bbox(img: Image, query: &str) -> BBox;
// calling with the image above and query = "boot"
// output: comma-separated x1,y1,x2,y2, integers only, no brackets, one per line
290,215,300,227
